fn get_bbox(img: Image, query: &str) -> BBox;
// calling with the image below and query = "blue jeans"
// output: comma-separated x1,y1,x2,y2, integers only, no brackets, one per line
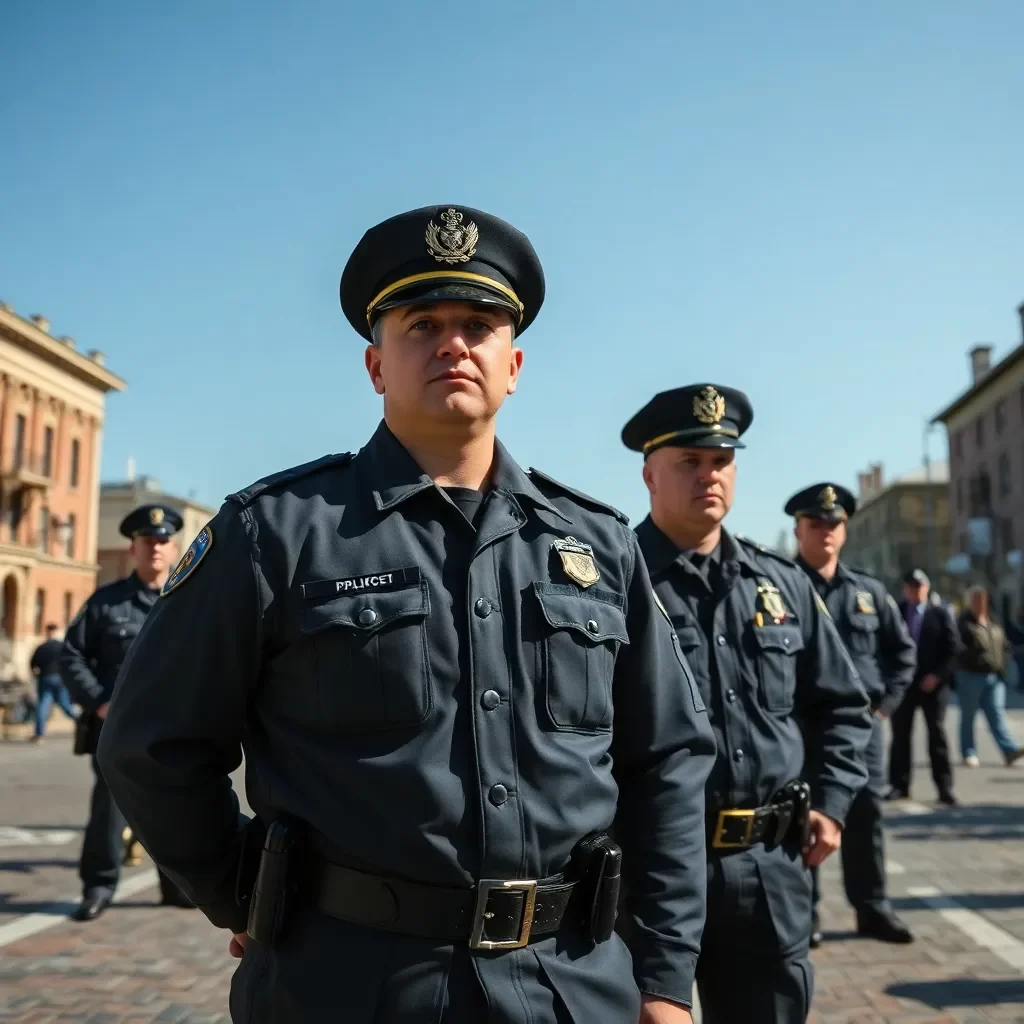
956,670,1019,759
35,674,77,737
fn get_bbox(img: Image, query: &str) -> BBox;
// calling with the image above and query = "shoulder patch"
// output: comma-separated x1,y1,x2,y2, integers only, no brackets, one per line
227,452,354,508
162,525,214,596
735,534,798,568
527,468,629,524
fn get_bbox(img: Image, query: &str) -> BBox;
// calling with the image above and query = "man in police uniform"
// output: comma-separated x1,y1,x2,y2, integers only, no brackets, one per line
98,206,716,1023
60,504,193,921
622,386,873,1024
785,483,916,947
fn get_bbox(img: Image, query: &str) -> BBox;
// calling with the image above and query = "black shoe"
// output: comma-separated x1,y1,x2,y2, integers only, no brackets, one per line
937,790,958,807
72,891,112,922
810,913,823,948
884,788,909,801
856,907,914,943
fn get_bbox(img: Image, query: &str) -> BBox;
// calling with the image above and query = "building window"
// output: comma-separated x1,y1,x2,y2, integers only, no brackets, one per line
38,505,49,553
42,426,54,477
33,588,45,635
953,430,963,459
70,438,81,488
63,591,73,628
999,451,1012,497
975,415,985,448
12,414,26,468
995,400,1006,435
956,478,963,513
6,491,23,540
959,531,967,554
1001,517,1014,554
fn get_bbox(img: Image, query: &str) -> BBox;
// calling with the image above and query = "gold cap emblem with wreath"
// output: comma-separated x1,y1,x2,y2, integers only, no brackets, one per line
693,386,726,426
425,208,479,265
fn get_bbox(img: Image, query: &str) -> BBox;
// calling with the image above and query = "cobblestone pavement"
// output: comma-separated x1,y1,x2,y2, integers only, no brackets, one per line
0,699,1021,1022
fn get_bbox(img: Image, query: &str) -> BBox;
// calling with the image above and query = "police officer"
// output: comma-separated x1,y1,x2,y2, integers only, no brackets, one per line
60,503,194,920
621,386,872,1024
785,483,915,946
98,206,716,1023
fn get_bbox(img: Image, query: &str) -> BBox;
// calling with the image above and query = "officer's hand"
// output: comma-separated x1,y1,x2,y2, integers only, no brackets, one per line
802,810,842,867
874,707,889,720
920,673,939,693
228,931,247,958
639,996,692,1023
95,702,110,720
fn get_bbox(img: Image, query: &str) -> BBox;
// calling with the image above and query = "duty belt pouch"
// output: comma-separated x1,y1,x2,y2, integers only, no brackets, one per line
769,780,812,847
247,819,296,944
571,831,622,943
235,816,268,917
72,713,94,756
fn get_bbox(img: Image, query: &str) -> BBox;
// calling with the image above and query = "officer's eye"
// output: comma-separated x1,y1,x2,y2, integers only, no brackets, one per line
465,318,493,334
408,319,435,333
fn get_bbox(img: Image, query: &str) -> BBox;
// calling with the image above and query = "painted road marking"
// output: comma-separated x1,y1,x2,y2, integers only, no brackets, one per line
0,868,158,949
0,826,78,847
908,886,1024,974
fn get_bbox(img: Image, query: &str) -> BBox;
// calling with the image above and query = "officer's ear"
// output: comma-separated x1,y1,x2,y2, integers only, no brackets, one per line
365,344,385,396
505,344,524,396
641,459,656,496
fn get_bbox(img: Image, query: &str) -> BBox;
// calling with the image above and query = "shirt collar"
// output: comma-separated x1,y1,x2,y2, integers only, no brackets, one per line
361,420,571,524
635,517,747,577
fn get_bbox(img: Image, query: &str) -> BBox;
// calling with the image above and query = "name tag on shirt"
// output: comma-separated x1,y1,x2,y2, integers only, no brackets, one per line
300,567,421,600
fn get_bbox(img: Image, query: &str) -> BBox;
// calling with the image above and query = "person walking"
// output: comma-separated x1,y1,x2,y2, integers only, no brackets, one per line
888,569,960,805
955,585,1024,767
30,623,77,742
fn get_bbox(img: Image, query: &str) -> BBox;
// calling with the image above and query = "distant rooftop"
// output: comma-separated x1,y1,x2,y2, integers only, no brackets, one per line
855,460,948,505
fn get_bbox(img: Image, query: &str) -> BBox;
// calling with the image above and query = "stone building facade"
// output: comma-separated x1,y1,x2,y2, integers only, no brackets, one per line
0,302,125,680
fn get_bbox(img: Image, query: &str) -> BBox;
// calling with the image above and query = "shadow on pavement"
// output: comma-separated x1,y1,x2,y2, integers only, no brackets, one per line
890,890,1024,912
887,977,1024,1008
885,802,1023,842
0,858,77,874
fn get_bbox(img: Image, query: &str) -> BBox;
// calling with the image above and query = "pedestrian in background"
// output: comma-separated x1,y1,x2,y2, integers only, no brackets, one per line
786,482,915,947
29,623,77,743
888,569,961,806
955,585,1024,767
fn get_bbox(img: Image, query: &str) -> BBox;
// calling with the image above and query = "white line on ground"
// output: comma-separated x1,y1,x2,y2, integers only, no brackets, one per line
0,868,158,949
908,885,1024,974
896,800,933,815
886,859,906,875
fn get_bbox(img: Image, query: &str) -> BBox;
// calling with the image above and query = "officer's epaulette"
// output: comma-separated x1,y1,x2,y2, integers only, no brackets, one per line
845,564,879,581
227,452,355,508
527,467,630,524
735,534,798,568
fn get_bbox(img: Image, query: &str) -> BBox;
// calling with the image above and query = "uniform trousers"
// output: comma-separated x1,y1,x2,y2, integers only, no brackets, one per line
230,908,637,1023
888,683,953,796
696,841,813,1024
811,717,887,915
80,755,127,896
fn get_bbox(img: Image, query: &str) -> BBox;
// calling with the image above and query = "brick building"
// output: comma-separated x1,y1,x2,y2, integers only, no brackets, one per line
96,474,215,586
933,301,1024,621
0,301,125,681
842,461,955,600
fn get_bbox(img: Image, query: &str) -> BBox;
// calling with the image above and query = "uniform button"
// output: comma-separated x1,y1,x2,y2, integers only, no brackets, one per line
717,635,726,646
783,636,791,647
733,749,744,762
474,598,492,618
726,689,737,703
489,784,508,806
481,689,501,711
357,608,378,627
586,619,599,634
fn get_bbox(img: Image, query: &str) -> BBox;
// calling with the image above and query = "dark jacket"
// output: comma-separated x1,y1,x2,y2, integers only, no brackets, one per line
956,613,1011,676
898,598,960,684
98,423,717,1013
30,638,64,679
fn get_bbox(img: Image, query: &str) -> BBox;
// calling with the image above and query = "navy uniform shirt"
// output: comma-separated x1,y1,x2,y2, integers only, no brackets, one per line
796,558,916,717
59,573,161,714
635,519,871,825
98,423,716,1004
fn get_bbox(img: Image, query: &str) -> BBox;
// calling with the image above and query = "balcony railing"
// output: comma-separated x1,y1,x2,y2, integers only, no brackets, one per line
1,450,51,490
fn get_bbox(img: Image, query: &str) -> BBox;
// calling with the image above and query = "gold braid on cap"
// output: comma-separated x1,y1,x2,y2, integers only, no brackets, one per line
642,423,737,454
366,271,524,326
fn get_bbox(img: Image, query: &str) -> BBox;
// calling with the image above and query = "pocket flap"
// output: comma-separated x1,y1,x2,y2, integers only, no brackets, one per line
674,624,703,651
297,581,429,636
850,614,880,633
534,582,629,645
752,624,805,654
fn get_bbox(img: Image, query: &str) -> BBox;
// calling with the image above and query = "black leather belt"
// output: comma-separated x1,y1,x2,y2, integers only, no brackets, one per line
305,857,578,950
710,798,798,850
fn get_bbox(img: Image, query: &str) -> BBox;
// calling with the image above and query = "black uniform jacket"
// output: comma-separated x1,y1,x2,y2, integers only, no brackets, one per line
797,558,916,717
635,519,871,826
98,423,716,1007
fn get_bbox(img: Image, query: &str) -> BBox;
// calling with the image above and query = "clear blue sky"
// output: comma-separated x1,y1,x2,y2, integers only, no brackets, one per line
3,1,1023,544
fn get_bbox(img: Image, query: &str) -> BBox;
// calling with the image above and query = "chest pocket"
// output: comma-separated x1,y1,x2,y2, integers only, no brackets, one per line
534,582,628,733
752,624,805,712
296,581,432,733
847,613,880,656
101,619,141,669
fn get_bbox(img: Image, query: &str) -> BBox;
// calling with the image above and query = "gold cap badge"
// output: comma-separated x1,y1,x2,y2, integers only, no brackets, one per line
819,486,837,510
149,508,165,526
552,536,600,588
425,208,479,265
693,386,726,426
